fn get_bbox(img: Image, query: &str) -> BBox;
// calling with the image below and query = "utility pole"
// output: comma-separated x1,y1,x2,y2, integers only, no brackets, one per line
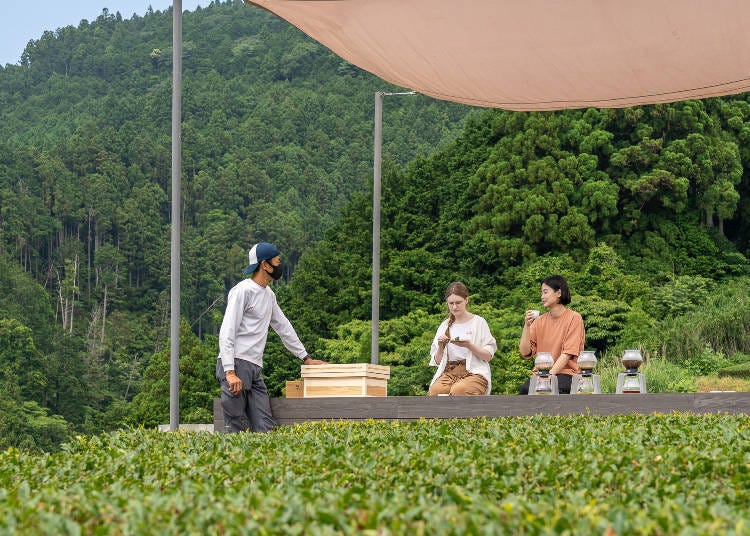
371,90,415,365
169,0,182,431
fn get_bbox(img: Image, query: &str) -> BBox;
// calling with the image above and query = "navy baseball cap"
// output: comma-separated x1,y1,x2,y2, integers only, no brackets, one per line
243,242,280,275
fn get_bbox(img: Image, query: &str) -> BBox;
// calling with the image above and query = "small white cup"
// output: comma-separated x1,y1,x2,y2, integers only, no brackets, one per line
530,310,540,319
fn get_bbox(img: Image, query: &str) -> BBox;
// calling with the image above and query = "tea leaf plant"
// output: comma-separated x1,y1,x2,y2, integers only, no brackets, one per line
1,415,749,534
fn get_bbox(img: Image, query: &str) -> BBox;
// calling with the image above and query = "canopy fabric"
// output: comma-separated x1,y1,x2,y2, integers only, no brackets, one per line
245,0,750,110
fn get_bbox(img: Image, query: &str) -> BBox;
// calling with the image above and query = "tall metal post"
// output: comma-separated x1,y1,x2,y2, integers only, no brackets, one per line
169,0,183,431
371,92,383,365
371,91,415,365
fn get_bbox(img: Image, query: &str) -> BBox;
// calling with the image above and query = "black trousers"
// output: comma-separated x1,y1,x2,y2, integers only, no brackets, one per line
519,373,573,395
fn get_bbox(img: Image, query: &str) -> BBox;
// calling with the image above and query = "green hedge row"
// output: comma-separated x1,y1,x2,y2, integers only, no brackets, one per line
1,415,748,534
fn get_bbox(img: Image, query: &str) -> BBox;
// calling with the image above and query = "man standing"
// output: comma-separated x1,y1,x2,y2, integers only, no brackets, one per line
216,242,324,432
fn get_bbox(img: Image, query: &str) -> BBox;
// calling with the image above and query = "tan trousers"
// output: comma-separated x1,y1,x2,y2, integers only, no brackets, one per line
429,361,488,396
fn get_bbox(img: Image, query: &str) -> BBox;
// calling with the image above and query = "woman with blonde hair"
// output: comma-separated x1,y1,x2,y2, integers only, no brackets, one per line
428,282,497,396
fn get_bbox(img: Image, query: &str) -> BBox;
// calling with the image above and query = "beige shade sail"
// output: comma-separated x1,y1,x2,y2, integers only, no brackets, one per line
245,0,750,110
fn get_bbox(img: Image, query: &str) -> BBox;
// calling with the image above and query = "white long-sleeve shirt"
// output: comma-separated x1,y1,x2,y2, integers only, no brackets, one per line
218,278,307,371
429,314,497,395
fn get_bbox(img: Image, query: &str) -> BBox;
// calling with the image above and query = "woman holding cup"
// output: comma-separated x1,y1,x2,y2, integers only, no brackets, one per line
428,281,497,396
518,275,585,394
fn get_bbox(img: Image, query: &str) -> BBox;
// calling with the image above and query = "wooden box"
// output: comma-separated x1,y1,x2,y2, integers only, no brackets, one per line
301,363,391,397
285,380,304,398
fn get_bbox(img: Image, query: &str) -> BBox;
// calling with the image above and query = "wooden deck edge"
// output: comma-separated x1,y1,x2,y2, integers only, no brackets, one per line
214,394,750,431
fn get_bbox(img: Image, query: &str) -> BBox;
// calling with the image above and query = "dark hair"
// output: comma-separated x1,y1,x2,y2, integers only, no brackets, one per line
444,281,469,336
541,275,571,305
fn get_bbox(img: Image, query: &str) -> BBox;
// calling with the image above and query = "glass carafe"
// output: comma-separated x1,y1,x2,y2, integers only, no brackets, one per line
616,349,646,394
534,352,555,395
621,374,643,394
575,350,598,394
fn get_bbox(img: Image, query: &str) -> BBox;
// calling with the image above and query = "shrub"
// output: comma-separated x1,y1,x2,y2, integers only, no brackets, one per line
717,362,750,379
129,321,219,427
727,352,750,364
490,351,533,394
0,395,71,453
659,278,750,364
647,275,713,318
573,295,631,354
681,345,730,376
598,353,696,393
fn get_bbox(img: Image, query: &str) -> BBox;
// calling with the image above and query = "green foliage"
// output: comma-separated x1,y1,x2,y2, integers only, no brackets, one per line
572,294,631,353
2,1,750,428
129,320,219,427
576,243,652,303
682,345,730,377
728,352,750,365
617,307,658,350
647,275,714,318
490,352,533,395
0,318,53,417
0,255,55,347
1,417,748,533
595,354,697,393
0,2,471,434
718,362,750,379
316,319,371,363
660,277,750,364
0,388,71,453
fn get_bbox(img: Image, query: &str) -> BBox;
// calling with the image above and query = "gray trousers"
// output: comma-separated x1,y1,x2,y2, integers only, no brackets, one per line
216,358,277,433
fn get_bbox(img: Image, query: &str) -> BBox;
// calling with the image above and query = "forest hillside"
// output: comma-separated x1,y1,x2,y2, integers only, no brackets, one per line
0,0,471,447
1,0,750,450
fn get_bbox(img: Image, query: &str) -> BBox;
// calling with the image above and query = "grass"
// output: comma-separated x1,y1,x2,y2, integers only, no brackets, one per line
596,355,696,393
696,376,750,392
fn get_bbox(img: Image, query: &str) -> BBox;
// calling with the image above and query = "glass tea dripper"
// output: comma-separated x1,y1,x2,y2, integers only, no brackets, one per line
615,349,647,394
530,352,558,395
573,350,600,394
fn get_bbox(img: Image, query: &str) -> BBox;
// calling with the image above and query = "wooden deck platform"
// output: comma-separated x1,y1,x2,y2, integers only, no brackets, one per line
213,393,750,431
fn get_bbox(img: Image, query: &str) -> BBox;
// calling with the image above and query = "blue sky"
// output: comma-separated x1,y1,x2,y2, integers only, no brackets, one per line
1,1,205,66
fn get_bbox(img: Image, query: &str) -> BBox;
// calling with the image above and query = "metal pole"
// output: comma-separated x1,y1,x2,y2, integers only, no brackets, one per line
371,91,415,365
169,0,182,431
371,92,383,365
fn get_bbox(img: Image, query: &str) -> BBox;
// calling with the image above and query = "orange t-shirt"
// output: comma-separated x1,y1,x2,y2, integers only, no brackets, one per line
528,308,585,375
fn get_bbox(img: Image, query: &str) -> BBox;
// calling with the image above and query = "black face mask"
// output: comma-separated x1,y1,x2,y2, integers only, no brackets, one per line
266,262,283,281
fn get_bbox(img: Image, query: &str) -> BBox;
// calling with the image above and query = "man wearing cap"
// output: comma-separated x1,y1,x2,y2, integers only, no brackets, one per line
216,242,325,432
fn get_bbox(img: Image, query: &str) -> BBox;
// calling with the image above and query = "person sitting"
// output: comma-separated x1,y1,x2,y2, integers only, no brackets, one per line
518,275,584,395
428,281,497,396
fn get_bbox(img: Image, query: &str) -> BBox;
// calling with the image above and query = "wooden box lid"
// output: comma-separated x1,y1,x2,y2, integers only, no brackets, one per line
301,363,391,380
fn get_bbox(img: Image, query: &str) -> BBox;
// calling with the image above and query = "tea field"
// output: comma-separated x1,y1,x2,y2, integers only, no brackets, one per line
1,415,748,535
